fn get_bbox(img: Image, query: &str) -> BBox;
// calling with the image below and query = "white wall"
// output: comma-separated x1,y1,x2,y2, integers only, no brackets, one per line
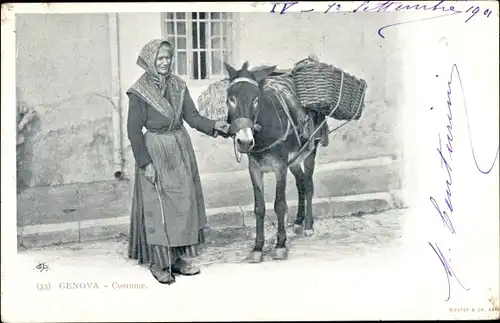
16,14,116,187
117,13,163,176
237,12,405,164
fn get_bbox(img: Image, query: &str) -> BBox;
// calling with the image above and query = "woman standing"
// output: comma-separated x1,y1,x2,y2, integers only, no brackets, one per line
126,39,228,284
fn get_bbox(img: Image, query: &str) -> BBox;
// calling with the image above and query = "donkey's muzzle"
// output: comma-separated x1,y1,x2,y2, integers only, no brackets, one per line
236,134,255,152
230,118,255,153
235,128,255,153
229,117,254,136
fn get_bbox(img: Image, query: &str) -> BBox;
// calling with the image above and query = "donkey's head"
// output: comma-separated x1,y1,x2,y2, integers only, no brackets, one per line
224,61,277,153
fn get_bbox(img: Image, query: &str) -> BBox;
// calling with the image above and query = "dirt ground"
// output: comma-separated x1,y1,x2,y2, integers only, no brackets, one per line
20,208,405,267
9,207,496,322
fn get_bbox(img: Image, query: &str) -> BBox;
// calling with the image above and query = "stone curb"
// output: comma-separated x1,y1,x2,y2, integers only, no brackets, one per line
18,191,400,249
17,156,400,227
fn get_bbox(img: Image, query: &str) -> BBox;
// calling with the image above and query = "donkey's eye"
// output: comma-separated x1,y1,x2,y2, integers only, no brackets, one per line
253,97,259,107
228,96,237,108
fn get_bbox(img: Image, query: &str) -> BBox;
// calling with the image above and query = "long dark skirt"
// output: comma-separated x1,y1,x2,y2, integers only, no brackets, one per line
127,169,206,270
128,129,208,269
127,169,206,269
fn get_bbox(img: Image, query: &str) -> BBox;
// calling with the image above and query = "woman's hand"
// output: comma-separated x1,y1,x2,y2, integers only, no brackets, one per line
144,163,157,184
213,120,230,137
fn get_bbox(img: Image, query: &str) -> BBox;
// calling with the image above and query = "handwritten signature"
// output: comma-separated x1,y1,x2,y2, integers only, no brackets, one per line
428,242,470,302
429,64,499,302
269,1,496,39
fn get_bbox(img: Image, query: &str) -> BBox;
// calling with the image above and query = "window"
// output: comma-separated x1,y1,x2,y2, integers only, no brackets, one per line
162,12,234,80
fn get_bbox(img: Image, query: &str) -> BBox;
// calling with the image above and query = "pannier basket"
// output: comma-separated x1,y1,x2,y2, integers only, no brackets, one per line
197,78,230,121
291,55,368,121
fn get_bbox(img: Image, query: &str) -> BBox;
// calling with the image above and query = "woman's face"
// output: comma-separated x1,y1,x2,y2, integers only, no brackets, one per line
156,44,173,75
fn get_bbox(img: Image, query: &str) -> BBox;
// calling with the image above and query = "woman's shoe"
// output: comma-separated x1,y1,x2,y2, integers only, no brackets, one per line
149,264,175,284
171,259,201,276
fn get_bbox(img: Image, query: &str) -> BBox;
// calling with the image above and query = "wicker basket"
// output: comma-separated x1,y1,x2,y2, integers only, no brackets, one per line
197,78,230,121
291,56,367,121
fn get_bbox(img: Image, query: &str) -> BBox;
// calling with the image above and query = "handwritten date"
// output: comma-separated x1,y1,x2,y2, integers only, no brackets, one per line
269,1,496,39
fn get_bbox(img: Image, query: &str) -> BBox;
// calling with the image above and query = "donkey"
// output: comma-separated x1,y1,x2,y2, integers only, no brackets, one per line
223,62,324,263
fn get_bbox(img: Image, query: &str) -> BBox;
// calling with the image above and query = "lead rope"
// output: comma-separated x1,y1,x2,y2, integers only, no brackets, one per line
233,137,243,163
287,71,345,166
327,84,367,135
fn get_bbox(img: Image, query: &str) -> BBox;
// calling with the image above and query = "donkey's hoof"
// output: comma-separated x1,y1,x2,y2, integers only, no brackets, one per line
250,251,263,263
273,248,288,260
304,229,315,237
293,224,303,234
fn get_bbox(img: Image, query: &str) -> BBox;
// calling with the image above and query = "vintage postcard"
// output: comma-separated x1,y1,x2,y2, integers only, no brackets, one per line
1,1,499,321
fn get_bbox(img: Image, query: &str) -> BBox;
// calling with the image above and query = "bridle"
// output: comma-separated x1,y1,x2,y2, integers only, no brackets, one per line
227,77,291,163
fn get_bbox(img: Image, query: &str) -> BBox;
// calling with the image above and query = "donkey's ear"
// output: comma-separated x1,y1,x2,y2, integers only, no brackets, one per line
224,62,238,80
252,65,277,83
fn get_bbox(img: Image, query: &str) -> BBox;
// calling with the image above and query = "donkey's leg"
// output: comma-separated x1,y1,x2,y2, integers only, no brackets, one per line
249,156,265,263
273,162,288,260
289,164,305,234
303,147,317,237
